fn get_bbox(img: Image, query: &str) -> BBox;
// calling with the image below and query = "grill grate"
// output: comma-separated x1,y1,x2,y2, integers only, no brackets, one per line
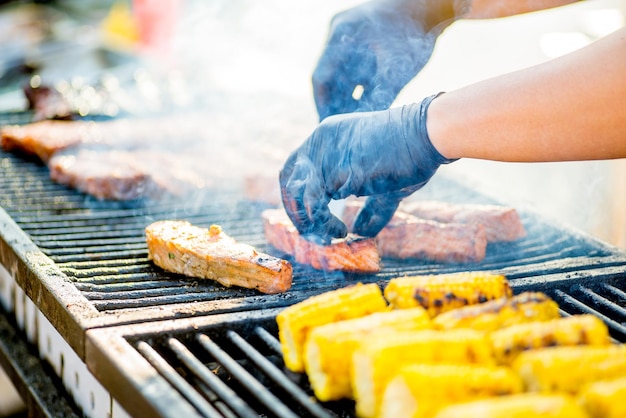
85,266,626,418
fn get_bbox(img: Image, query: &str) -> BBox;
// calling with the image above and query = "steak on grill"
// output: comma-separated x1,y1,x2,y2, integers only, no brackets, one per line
343,201,488,263
146,220,293,294
399,200,526,242
261,208,381,273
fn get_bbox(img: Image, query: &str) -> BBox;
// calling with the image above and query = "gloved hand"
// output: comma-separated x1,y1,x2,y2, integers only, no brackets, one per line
312,0,455,121
280,93,456,244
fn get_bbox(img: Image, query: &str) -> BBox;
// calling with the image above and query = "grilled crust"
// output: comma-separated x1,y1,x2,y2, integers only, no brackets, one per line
343,201,487,263
0,120,95,162
400,200,526,242
261,208,381,273
145,220,292,294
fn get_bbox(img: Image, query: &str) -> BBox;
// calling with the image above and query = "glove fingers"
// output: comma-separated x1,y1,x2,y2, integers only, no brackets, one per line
352,194,402,237
279,152,348,244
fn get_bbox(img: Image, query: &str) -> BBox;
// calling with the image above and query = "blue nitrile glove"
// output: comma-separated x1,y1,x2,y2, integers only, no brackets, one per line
312,0,455,121
279,93,456,244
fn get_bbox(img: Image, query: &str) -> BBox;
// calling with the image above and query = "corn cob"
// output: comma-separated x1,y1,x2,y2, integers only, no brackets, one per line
379,364,524,418
512,344,626,394
303,307,431,401
578,376,626,418
433,393,590,418
384,272,512,316
276,282,387,372
433,291,560,331
490,314,611,364
351,328,494,418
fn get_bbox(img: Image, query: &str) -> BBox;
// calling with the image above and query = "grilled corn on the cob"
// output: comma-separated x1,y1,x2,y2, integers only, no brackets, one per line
433,291,560,331
384,272,512,316
512,344,626,393
490,314,611,364
578,376,626,418
351,328,494,418
276,283,387,372
303,307,431,401
379,364,524,418
433,393,590,418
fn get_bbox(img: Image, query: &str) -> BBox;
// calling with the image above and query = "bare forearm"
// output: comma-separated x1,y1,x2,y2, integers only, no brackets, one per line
457,0,580,19
427,27,626,162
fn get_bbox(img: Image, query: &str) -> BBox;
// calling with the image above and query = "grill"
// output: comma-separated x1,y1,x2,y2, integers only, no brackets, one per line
1,111,626,417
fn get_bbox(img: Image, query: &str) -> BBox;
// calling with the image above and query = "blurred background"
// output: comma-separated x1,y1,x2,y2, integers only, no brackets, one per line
0,0,624,415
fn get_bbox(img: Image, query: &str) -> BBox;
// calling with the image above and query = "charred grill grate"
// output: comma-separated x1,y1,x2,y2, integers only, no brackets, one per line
86,267,626,418
2,144,625,317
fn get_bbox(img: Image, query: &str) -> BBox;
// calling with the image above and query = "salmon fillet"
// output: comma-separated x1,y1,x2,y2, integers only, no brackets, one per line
400,200,526,242
343,201,487,263
145,220,293,294
261,208,381,273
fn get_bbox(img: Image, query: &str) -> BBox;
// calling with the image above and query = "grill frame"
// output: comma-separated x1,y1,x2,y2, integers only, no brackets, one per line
84,266,626,418
2,141,626,358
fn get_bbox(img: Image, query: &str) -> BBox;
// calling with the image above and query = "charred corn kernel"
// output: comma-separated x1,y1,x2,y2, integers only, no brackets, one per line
351,329,494,418
379,364,524,418
433,393,590,418
578,376,626,418
304,307,431,402
512,344,626,394
384,272,511,316
434,292,560,331
276,283,387,372
490,314,611,364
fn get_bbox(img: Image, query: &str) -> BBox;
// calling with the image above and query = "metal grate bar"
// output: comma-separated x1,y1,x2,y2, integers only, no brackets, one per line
197,333,299,418
136,341,223,418
167,338,259,418
226,329,334,418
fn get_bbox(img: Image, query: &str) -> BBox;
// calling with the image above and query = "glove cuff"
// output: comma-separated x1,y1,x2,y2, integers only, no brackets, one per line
417,92,458,165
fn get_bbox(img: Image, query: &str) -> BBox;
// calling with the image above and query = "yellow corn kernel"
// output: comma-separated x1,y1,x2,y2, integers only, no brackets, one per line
384,272,512,316
276,283,387,372
578,376,626,418
379,363,524,418
512,345,626,394
434,292,560,332
303,307,431,402
352,328,494,418
490,314,611,364
433,393,590,418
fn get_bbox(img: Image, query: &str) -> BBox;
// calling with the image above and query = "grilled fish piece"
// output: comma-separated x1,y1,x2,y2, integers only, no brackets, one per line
379,364,523,418
145,220,292,294
261,208,381,273
276,283,388,373
303,307,432,401
489,314,611,364
434,393,590,418
512,344,626,394
343,201,487,263
384,272,512,316
400,200,526,242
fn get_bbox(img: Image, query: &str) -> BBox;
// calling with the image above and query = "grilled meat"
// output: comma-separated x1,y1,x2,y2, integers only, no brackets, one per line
400,200,526,242
145,220,292,294
261,208,381,273
343,201,488,263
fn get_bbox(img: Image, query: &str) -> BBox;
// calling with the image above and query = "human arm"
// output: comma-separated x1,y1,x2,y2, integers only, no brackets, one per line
281,26,626,242
312,0,580,120
428,26,626,162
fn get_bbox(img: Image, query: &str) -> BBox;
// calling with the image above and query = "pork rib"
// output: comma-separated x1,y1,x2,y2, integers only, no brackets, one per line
146,220,293,294
261,208,381,273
